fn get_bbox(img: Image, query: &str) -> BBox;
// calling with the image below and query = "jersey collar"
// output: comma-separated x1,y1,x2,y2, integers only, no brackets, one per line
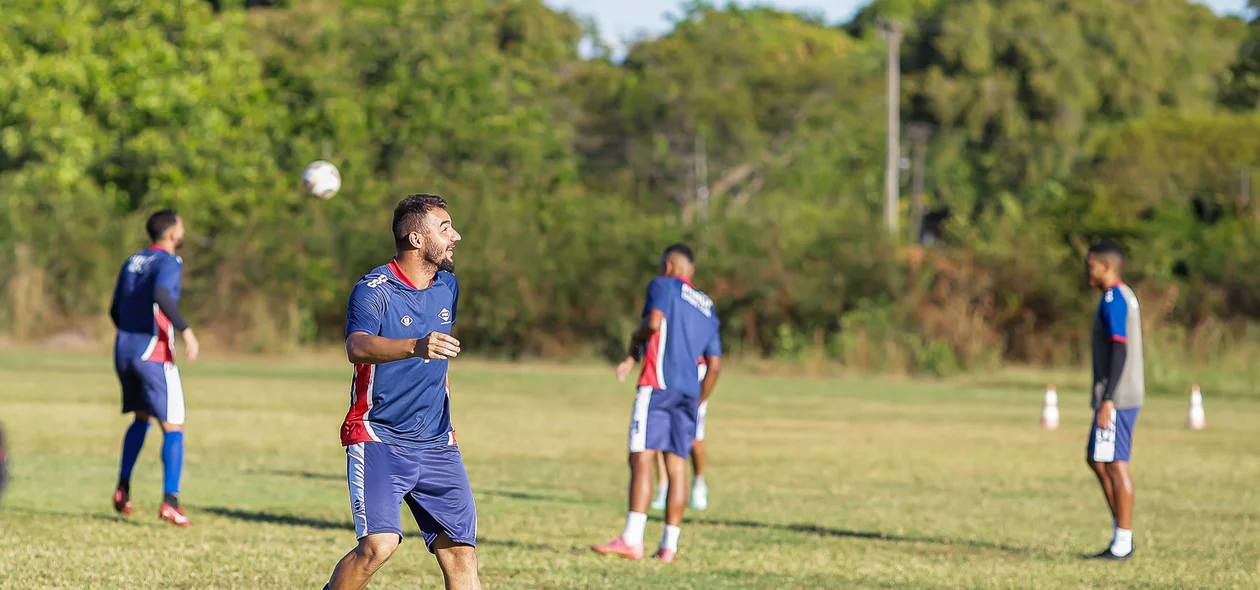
389,258,436,289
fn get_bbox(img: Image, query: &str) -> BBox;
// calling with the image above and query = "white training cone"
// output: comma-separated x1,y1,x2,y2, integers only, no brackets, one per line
1041,385,1060,430
1187,385,1206,430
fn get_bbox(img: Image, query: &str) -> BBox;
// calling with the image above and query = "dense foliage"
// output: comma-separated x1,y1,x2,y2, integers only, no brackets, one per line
2,0,1259,377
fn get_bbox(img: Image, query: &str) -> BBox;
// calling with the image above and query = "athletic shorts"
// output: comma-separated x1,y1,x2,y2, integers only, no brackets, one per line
695,400,708,441
116,357,185,425
1087,407,1140,463
346,442,477,552
627,387,698,459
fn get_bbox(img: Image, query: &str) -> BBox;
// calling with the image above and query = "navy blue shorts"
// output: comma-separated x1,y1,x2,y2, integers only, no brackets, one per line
1087,407,1140,463
346,442,477,552
627,387,698,459
115,357,185,425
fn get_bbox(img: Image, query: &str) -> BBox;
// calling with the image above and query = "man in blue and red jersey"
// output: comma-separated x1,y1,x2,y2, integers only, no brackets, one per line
109,209,200,527
322,194,480,590
593,243,722,563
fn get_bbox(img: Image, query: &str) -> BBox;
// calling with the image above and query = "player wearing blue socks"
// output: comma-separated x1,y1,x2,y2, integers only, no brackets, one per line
110,210,200,527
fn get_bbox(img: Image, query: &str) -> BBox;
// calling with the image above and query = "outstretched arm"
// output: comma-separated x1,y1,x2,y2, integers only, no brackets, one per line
627,309,665,360
346,331,461,365
616,309,664,382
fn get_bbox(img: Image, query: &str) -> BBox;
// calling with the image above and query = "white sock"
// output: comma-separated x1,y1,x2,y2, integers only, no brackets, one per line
1111,528,1133,556
1112,520,1118,542
692,475,706,491
621,512,647,546
660,524,681,552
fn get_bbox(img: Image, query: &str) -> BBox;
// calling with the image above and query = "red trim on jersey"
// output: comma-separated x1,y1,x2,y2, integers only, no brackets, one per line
637,332,664,389
147,306,175,363
389,259,435,289
1112,336,1128,343
680,277,695,287
340,364,376,446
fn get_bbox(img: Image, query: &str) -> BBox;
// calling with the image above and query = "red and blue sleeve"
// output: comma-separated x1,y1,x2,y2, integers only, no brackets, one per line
1102,289,1128,342
345,280,386,337
642,278,672,316
703,331,722,359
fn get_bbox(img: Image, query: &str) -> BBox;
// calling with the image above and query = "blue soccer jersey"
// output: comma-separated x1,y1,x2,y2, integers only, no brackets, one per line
341,260,460,449
113,246,184,364
637,277,721,399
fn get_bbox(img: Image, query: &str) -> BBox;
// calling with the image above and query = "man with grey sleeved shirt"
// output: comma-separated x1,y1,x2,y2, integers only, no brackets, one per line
1083,240,1143,561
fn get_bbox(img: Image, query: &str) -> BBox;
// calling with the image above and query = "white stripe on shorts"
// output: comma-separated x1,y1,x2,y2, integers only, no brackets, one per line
628,386,653,453
695,400,708,441
347,443,368,538
163,362,186,425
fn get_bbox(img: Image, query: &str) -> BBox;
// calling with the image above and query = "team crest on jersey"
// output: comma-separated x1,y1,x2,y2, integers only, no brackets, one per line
401,315,413,326
439,308,452,324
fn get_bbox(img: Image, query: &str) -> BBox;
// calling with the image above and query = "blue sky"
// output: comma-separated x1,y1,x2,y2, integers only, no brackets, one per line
545,0,1251,56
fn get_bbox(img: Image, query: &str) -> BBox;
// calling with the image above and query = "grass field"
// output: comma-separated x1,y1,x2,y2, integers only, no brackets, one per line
0,351,1257,589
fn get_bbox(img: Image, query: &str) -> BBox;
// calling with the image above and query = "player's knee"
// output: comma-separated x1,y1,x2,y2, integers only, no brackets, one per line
134,411,152,424
1105,461,1132,483
628,451,654,470
440,545,478,575
355,534,400,567
160,421,183,433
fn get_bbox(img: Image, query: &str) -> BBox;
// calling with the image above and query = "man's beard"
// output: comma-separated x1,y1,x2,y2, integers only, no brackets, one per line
425,240,455,274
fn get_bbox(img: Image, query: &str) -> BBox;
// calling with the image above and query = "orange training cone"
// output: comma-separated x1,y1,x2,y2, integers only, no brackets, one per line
1041,385,1060,430
1187,385,1206,430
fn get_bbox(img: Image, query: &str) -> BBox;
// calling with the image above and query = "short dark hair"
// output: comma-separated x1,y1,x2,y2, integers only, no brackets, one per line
1088,240,1126,260
1088,240,1126,269
146,209,179,242
393,194,449,245
662,242,694,263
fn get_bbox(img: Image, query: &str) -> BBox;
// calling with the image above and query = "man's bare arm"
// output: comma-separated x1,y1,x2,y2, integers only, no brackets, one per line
626,309,665,360
346,331,460,365
698,356,721,404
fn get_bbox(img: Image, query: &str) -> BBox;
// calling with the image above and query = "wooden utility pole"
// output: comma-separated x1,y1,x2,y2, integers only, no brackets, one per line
878,20,902,236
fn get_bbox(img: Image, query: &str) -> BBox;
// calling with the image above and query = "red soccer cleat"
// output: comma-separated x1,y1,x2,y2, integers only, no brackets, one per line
159,502,192,528
591,536,644,560
112,487,132,516
652,548,676,563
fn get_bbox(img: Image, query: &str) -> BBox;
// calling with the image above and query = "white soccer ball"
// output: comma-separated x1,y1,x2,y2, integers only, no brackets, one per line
302,160,341,200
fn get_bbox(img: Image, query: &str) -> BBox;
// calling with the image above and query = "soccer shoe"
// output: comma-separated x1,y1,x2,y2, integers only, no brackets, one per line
591,537,644,560
1085,544,1134,561
650,490,667,511
159,503,192,528
112,487,132,516
652,548,676,563
688,485,708,511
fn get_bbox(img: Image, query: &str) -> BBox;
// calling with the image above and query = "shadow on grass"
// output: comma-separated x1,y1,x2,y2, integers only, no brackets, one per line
479,489,577,503
3,506,144,527
255,470,342,481
199,506,350,530
197,506,559,551
675,516,1029,554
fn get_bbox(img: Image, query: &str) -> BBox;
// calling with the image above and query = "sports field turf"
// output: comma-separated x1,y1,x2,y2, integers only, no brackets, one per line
0,350,1256,589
